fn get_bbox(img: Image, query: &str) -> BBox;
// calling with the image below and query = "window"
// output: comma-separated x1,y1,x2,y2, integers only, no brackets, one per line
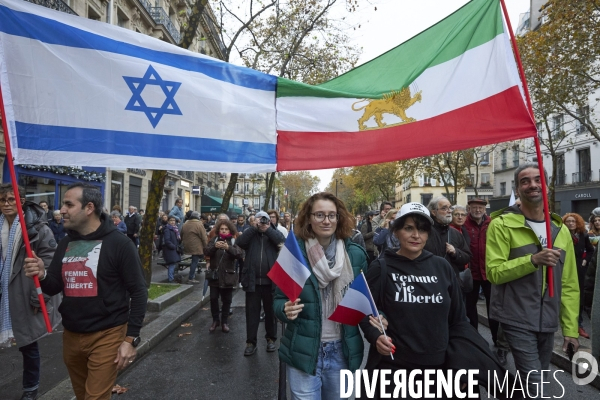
235,183,239,193
406,194,411,203
481,173,491,186
500,182,506,196
556,153,565,185
512,147,519,167
423,175,431,186
577,106,589,134
466,174,475,187
552,114,564,137
480,152,490,165
575,148,592,183
446,194,456,204
501,149,507,169
421,193,433,206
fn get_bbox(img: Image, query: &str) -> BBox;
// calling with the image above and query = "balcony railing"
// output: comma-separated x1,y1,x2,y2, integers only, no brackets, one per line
26,0,77,14
572,171,593,184
175,170,194,180
555,174,567,186
150,7,181,44
202,12,227,56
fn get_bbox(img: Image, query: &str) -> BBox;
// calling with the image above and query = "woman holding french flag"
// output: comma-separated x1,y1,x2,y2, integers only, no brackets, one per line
273,192,367,399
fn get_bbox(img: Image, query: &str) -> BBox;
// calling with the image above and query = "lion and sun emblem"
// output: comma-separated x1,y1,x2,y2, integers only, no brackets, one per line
351,86,422,131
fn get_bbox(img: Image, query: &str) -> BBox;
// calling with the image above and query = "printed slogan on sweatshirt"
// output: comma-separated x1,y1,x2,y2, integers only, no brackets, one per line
61,240,102,297
391,273,444,303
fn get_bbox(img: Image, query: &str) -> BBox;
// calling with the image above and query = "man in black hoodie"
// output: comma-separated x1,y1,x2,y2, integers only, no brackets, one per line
425,196,472,286
25,183,147,400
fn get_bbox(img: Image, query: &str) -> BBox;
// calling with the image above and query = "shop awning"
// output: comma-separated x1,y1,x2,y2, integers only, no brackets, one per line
200,194,242,214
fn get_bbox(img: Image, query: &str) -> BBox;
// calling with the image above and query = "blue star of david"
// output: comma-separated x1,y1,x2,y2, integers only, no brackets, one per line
123,65,182,128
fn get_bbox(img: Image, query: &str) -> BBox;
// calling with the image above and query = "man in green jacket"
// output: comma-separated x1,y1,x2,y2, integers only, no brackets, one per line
486,163,579,397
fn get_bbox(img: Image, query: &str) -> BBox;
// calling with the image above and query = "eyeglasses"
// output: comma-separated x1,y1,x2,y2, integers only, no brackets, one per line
437,206,451,212
0,198,16,205
311,212,339,222
453,213,467,217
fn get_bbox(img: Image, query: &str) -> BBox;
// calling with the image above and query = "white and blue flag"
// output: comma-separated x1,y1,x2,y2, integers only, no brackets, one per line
0,0,277,172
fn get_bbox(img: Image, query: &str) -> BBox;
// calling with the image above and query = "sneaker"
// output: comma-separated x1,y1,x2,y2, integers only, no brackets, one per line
188,279,200,284
496,349,508,367
260,311,265,322
20,390,38,400
266,339,276,352
244,343,257,356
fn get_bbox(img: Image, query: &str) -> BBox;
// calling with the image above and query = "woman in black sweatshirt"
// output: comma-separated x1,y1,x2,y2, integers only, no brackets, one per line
359,202,466,398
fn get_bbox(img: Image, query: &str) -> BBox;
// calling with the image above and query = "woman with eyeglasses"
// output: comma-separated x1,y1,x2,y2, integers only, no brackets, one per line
273,192,368,399
450,205,471,246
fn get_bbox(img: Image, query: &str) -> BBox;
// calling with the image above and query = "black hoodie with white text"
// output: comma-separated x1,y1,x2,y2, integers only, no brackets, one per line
360,249,466,367
40,213,147,337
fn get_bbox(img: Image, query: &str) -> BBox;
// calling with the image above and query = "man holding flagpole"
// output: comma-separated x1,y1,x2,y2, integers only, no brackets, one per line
486,163,580,395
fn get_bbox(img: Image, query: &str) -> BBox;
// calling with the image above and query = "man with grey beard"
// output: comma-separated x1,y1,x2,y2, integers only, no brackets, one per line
425,196,472,285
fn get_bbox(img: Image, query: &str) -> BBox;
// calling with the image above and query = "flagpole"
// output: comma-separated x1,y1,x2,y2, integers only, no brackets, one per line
500,0,554,297
0,87,53,333
361,272,394,360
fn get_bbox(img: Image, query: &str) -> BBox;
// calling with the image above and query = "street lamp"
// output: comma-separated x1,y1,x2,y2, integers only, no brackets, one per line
335,178,343,197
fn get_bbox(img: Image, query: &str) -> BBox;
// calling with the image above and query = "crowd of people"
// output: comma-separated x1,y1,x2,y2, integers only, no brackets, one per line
3,161,600,399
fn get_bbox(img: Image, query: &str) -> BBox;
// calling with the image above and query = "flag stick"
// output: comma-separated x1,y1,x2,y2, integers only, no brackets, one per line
0,87,53,333
361,272,394,360
500,0,554,297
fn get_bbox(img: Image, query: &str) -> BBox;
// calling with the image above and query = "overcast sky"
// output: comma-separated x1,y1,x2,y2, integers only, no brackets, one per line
310,0,531,190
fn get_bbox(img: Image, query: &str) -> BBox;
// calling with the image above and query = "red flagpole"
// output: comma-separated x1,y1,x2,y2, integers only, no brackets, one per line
500,0,554,297
0,88,53,332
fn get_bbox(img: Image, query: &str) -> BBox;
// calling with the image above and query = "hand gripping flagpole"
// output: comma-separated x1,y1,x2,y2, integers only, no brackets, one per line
0,88,53,333
500,0,554,297
362,272,394,360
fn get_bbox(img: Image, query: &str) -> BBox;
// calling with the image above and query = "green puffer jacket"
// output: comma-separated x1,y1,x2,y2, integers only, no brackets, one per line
486,206,579,338
273,237,368,375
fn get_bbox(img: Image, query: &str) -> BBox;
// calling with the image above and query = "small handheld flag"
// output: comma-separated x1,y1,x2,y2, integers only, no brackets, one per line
328,272,378,326
509,190,516,206
267,234,311,301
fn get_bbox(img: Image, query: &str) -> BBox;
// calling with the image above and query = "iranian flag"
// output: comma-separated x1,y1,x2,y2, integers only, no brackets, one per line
275,0,537,171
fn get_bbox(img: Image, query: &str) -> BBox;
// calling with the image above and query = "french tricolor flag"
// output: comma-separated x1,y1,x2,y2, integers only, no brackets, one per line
268,233,311,301
328,272,378,326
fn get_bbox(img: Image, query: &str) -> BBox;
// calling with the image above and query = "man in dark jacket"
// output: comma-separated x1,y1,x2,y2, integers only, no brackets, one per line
236,210,285,356
124,205,141,245
25,183,147,400
425,196,472,282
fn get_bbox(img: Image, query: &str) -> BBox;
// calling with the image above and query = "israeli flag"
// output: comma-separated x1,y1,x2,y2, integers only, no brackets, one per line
0,0,277,172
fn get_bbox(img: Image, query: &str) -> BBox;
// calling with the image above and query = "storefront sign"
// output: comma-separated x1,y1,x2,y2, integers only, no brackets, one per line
575,193,592,199
126,168,147,177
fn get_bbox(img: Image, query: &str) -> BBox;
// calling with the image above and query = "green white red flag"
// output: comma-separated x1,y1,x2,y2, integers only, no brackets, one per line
275,0,537,171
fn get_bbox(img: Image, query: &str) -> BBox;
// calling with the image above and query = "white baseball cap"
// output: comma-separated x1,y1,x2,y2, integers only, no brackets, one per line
255,211,270,220
395,202,434,225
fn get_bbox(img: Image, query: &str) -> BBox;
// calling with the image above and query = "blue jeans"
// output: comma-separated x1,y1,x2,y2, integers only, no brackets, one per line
188,255,201,280
19,341,40,391
501,323,554,398
167,263,176,282
287,340,349,400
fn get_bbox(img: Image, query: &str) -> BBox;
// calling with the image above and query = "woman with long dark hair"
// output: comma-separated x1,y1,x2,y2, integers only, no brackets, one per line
273,192,367,398
563,213,594,338
204,219,242,333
